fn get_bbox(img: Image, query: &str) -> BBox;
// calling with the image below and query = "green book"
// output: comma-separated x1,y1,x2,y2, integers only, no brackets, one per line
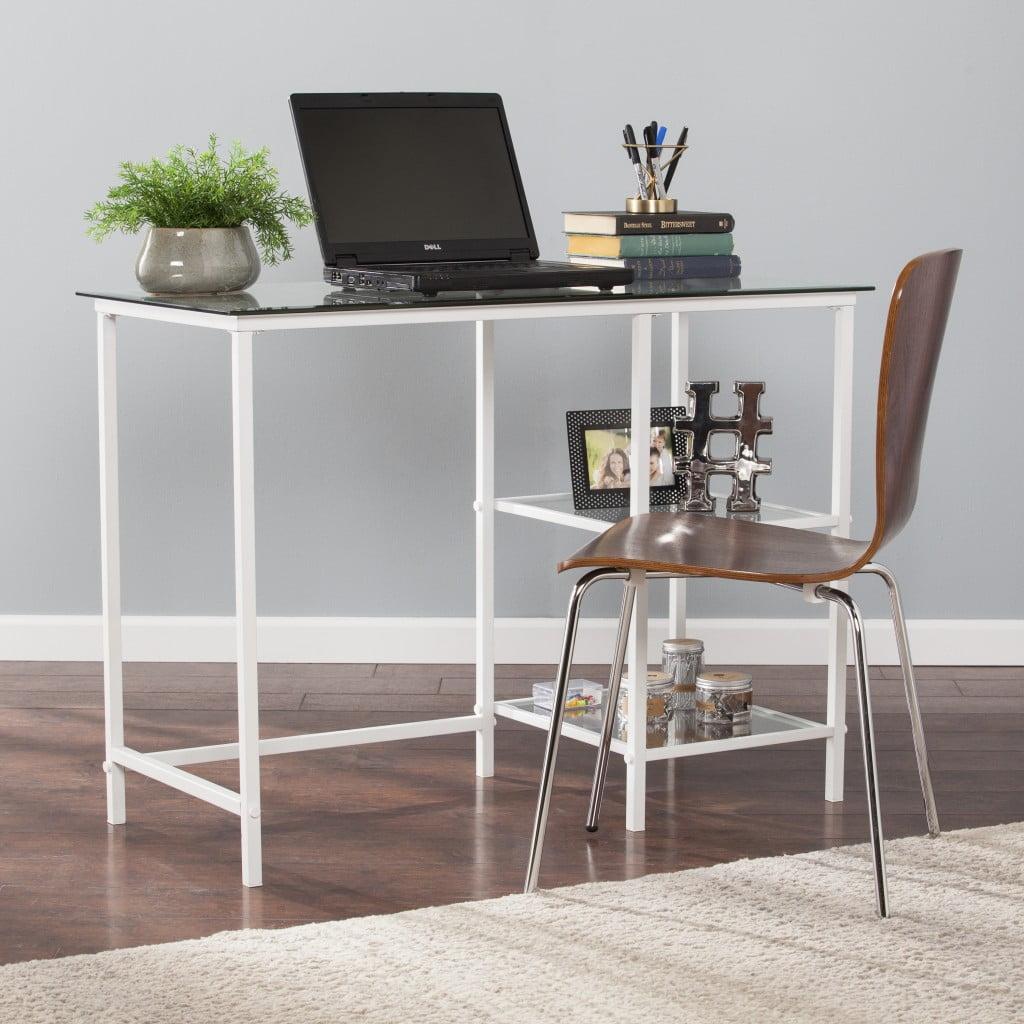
566,232,735,259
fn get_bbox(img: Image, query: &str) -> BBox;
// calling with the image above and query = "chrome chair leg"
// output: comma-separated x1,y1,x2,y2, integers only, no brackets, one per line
816,584,890,918
860,562,940,838
585,578,637,833
524,568,624,894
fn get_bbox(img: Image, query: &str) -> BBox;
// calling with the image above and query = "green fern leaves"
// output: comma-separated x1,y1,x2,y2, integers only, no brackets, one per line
85,135,314,266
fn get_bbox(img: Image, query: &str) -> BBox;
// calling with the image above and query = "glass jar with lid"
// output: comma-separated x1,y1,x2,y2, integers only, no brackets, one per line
615,670,673,746
662,638,705,713
695,671,753,726
614,667,671,733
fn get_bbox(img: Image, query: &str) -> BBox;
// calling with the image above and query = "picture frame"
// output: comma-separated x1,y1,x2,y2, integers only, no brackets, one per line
566,407,693,510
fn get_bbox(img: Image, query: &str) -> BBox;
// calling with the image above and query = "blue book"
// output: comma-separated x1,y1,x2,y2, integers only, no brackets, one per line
568,254,741,280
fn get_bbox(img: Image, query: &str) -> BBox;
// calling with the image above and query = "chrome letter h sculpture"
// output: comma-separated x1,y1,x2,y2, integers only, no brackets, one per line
672,381,773,513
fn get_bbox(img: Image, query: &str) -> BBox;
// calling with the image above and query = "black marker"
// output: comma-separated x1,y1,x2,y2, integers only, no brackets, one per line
623,124,647,197
662,126,689,194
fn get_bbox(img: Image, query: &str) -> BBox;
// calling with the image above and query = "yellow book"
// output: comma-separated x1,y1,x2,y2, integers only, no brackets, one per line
566,232,734,258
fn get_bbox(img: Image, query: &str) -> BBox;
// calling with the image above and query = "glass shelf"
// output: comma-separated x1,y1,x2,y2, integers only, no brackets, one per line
494,697,834,761
494,492,838,534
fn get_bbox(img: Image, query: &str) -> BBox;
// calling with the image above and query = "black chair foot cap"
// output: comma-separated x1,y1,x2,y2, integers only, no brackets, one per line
585,824,599,833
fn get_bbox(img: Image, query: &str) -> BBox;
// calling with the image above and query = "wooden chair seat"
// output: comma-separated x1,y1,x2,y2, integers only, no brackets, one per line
558,511,871,585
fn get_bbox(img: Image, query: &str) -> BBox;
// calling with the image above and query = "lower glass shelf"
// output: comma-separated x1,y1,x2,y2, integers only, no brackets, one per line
494,697,835,761
493,492,839,534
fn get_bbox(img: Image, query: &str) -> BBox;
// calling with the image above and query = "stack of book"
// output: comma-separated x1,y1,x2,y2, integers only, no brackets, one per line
563,209,739,281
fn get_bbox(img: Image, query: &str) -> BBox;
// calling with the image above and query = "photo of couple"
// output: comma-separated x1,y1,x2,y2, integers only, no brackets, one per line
586,426,675,490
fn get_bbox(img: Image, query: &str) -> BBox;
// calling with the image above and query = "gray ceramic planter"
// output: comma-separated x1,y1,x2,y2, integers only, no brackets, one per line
135,226,261,294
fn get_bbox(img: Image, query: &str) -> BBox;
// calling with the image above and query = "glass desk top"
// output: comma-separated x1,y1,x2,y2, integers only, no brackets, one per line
77,276,873,316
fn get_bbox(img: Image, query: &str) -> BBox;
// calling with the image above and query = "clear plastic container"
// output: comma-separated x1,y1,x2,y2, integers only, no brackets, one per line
532,679,602,712
662,638,705,714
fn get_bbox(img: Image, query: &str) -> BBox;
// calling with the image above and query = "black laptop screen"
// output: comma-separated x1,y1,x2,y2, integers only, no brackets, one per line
294,106,530,247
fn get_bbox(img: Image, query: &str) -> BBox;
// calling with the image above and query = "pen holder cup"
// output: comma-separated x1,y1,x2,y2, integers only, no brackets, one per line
623,143,687,213
626,197,677,214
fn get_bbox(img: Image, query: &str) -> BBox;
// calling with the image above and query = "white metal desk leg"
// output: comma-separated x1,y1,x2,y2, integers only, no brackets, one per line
231,330,263,885
825,305,855,803
474,320,495,777
625,314,653,831
97,312,126,825
668,312,690,637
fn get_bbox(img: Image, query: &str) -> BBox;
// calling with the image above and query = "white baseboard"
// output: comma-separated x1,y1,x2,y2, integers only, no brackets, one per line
0,615,1020,666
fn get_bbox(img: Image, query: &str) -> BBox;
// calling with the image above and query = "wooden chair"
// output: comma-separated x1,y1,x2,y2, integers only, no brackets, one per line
524,250,963,917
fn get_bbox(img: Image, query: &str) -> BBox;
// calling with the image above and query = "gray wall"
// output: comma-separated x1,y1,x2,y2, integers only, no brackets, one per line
1,0,1021,621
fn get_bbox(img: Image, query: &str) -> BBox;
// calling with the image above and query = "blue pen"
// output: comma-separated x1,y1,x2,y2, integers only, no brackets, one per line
648,124,668,198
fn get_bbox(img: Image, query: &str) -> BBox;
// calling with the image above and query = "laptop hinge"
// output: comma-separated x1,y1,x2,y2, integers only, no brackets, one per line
509,248,532,263
334,255,358,268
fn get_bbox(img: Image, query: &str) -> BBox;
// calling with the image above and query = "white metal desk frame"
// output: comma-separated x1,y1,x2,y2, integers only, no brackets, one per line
93,289,857,886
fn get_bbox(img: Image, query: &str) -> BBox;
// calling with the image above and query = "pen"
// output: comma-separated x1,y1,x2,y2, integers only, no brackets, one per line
642,125,660,198
642,125,653,193
623,124,648,198
662,126,688,194
646,123,668,199
655,125,667,149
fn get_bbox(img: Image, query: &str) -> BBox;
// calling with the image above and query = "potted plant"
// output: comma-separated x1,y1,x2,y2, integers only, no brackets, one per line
85,135,314,294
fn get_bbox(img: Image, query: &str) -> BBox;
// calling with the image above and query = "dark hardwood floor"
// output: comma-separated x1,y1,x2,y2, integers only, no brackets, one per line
1,660,1021,965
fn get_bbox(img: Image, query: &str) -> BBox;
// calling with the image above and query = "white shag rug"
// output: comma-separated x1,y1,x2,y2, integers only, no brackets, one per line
3,822,1022,1023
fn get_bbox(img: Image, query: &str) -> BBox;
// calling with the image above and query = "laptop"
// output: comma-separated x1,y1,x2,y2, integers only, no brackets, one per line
290,93,633,296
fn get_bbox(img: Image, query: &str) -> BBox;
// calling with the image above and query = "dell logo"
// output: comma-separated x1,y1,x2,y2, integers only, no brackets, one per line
423,243,442,251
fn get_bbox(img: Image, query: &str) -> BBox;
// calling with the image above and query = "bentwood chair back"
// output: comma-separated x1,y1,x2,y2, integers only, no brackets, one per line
867,250,962,551
523,250,963,917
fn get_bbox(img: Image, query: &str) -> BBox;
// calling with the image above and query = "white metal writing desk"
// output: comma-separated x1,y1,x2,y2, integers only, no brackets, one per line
78,277,873,885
